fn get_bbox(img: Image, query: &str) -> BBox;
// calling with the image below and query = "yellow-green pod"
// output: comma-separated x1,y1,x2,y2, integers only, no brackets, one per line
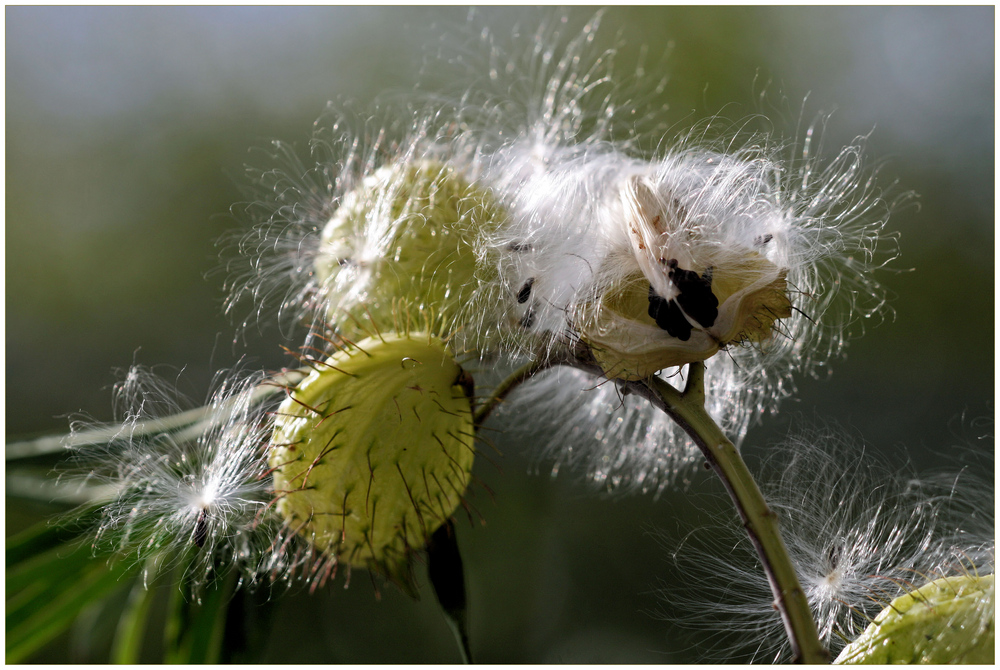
835,573,995,664
269,332,475,593
315,160,504,339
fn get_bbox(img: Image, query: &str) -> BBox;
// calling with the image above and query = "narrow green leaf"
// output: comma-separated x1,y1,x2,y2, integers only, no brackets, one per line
182,574,235,664
5,507,100,568
163,556,235,664
6,557,134,663
163,577,183,662
111,560,161,664
6,539,98,596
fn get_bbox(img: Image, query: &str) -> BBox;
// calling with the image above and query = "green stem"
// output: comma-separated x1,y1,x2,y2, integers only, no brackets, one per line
6,370,306,460
464,349,826,661
633,362,828,664
473,357,552,427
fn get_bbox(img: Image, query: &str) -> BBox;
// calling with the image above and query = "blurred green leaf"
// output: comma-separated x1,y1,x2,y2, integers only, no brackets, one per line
6,512,140,663
6,543,136,662
164,564,236,664
5,505,101,568
111,559,161,663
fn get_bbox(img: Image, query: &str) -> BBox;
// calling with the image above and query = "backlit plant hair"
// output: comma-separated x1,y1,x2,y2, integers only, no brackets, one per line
224,103,509,354
67,365,286,591
6,11,937,665
657,425,994,662
64,309,484,594
389,14,895,500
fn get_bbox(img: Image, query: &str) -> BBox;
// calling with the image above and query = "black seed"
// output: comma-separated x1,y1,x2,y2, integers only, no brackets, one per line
193,510,208,548
668,260,719,328
663,300,693,340
507,241,532,252
647,259,719,340
519,304,536,330
516,277,535,304
648,284,694,340
754,233,773,246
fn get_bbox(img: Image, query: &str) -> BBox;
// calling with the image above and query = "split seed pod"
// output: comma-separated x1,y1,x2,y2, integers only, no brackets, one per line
583,175,792,380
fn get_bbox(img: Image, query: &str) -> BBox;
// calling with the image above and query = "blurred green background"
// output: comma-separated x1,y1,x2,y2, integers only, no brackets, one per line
6,7,994,663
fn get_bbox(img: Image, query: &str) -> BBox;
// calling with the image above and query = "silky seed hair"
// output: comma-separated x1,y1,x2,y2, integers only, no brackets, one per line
69,365,281,592
223,102,500,346
65,334,478,595
455,14,895,489
223,11,896,492
654,426,994,662
222,11,662,354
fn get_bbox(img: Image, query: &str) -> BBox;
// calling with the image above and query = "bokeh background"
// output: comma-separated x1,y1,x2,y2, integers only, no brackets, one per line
6,6,994,663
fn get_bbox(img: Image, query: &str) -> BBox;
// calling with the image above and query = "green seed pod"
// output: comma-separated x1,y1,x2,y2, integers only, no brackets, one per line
835,573,995,664
315,160,504,339
269,332,475,593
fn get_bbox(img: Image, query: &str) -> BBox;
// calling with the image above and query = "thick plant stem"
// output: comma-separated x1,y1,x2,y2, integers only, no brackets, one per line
634,362,829,664
469,352,827,662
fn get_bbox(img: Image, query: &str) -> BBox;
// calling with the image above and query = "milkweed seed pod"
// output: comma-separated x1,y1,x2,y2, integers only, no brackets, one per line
581,173,793,380
313,160,505,344
475,15,891,386
268,331,476,592
475,13,893,491
226,113,510,353
231,13,895,496
834,573,995,664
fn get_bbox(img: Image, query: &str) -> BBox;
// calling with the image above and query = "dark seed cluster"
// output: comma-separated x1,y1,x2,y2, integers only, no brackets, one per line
647,259,719,341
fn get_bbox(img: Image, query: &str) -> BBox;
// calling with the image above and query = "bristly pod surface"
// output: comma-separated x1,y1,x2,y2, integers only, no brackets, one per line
834,573,995,664
268,332,475,594
314,160,505,341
